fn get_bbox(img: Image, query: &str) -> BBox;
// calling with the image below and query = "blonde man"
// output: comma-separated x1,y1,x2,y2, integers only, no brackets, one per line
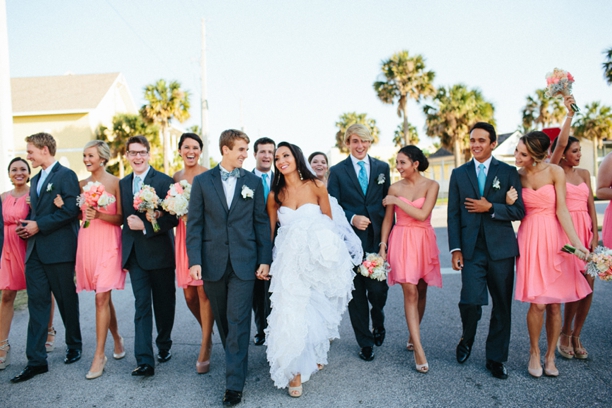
327,124,390,361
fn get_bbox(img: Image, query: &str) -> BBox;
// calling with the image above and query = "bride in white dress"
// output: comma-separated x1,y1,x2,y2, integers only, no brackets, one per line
260,142,359,397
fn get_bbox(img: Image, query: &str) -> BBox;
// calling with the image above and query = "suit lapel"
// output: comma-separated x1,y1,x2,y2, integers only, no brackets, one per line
365,156,379,201
229,168,247,216
210,166,229,214
35,163,60,209
484,158,500,197
465,160,480,196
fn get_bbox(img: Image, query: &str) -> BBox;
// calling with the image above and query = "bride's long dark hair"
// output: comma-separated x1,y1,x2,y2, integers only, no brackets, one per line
272,142,318,206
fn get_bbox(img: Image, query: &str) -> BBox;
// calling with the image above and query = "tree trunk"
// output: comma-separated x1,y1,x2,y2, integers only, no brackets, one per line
403,103,410,146
162,127,169,174
118,153,124,178
593,136,599,178
454,137,462,168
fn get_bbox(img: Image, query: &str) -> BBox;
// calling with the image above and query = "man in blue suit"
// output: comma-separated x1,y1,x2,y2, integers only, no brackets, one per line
447,122,525,379
187,129,272,406
12,133,82,383
251,136,275,346
119,135,179,377
328,123,390,362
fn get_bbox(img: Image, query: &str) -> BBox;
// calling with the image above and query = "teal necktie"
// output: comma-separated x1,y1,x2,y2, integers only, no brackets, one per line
357,161,368,195
262,173,270,204
133,175,142,195
478,163,486,196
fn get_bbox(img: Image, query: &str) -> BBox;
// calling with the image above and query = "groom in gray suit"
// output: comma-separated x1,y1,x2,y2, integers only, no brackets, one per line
447,122,524,379
12,133,82,383
187,129,272,406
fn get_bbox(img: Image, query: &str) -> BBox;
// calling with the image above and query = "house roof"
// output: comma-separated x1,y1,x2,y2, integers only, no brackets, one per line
428,147,453,158
496,132,514,146
11,73,122,115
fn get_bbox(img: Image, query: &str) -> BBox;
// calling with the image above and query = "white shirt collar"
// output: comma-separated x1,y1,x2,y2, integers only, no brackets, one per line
133,165,151,180
254,168,272,178
473,156,493,171
350,155,369,167
42,160,58,176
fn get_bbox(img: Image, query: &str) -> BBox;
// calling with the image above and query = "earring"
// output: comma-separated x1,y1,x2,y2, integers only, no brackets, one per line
532,161,537,167
100,162,104,167
298,170,303,181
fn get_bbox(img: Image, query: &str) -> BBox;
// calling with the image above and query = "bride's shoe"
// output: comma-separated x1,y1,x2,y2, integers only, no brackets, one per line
0,339,10,370
288,375,302,398
557,332,574,359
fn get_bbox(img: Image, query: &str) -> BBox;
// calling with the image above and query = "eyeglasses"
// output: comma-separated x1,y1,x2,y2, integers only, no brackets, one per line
127,150,149,157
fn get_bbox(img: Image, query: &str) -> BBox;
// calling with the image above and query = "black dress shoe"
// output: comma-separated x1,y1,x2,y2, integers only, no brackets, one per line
254,334,265,346
131,364,155,376
222,389,243,406
486,360,509,379
359,346,375,361
373,327,386,347
64,348,82,364
157,349,172,363
456,338,472,364
10,365,49,383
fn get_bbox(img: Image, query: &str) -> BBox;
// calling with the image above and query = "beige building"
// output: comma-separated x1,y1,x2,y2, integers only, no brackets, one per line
11,72,137,179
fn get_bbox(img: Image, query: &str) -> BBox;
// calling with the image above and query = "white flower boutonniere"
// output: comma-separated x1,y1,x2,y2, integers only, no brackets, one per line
46,183,53,192
241,185,254,200
492,177,500,191
377,173,385,185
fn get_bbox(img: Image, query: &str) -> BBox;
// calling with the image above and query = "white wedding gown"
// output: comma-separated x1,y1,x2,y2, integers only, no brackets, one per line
265,199,360,388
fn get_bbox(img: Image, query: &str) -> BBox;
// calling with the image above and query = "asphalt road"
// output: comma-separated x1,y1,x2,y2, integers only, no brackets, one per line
1,204,611,407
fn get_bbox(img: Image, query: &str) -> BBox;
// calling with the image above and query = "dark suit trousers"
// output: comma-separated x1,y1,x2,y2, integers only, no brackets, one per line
126,251,176,367
459,232,515,362
252,279,271,336
25,251,82,366
204,261,254,392
348,272,389,348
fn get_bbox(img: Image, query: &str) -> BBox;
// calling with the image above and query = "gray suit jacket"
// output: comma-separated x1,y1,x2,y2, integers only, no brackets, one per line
447,157,525,261
327,155,390,253
26,162,80,264
119,167,178,270
186,166,272,281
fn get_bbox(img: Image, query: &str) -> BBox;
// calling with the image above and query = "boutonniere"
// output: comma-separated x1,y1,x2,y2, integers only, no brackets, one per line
241,185,254,200
377,173,385,185
46,183,53,192
492,176,500,190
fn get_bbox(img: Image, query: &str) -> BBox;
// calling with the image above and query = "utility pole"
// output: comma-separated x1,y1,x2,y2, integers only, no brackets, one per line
200,18,210,166
0,0,14,191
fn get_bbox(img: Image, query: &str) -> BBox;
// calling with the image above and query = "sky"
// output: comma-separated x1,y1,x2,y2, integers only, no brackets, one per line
6,0,612,169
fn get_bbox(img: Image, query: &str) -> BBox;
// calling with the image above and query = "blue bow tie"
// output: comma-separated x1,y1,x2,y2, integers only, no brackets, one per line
221,168,241,181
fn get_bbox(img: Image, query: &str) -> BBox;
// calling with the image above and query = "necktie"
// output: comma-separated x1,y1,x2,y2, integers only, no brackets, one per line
37,170,48,195
133,175,142,195
357,161,368,195
262,173,270,204
221,168,241,181
478,163,486,196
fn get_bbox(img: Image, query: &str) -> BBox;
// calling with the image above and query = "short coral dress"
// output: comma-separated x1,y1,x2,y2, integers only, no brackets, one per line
0,194,29,290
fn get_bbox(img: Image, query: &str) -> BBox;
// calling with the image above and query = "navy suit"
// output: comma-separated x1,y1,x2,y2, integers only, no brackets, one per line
328,155,390,348
25,162,82,367
120,167,178,367
447,157,524,362
186,166,272,391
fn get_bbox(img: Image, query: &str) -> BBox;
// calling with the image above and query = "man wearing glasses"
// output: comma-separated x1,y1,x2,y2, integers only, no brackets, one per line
119,135,179,377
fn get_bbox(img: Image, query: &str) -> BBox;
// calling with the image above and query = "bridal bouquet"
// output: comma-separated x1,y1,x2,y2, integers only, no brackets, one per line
133,184,161,232
77,181,116,228
545,68,579,112
358,253,391,281
161,180,191,222
562,244,612,281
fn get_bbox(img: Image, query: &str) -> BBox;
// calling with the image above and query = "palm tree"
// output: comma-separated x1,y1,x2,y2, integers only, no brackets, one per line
334,112,380,153
423,84,496,167
393,123,419,147
603,47,612,86
97,113,160,178
521,88,564,131
140,80,191,173
573,101,612,177
373,50,435,146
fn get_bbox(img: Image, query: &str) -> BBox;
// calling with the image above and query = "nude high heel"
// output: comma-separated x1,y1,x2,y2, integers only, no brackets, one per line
0,339,10,370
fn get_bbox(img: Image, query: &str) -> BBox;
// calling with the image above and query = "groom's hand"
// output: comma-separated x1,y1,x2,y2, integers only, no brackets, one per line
352,215,371,231
256,264,270,280
127,214,145,230
451,251,464,271
189,265,202,280
464,197,493,213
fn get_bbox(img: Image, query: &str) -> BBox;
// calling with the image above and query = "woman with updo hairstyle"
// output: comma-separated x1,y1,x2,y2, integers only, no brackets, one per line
308,151,329,185
379,145,441,374
512,131,592,378
0,157,56,369
170,132,214,374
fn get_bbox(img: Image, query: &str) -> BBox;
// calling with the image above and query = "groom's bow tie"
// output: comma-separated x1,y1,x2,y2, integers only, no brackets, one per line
221,168,241,181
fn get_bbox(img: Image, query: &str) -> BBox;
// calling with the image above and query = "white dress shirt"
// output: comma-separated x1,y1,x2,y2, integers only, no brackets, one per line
474,156,493,178
350,154,370,180
37,161,58,194
220,165,238,209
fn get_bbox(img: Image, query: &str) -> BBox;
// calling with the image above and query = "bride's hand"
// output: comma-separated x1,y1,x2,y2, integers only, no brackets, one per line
256,264,270,281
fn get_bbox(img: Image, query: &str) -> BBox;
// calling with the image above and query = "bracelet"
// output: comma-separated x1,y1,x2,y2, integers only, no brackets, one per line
566,115,574,119
379,242,387,248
